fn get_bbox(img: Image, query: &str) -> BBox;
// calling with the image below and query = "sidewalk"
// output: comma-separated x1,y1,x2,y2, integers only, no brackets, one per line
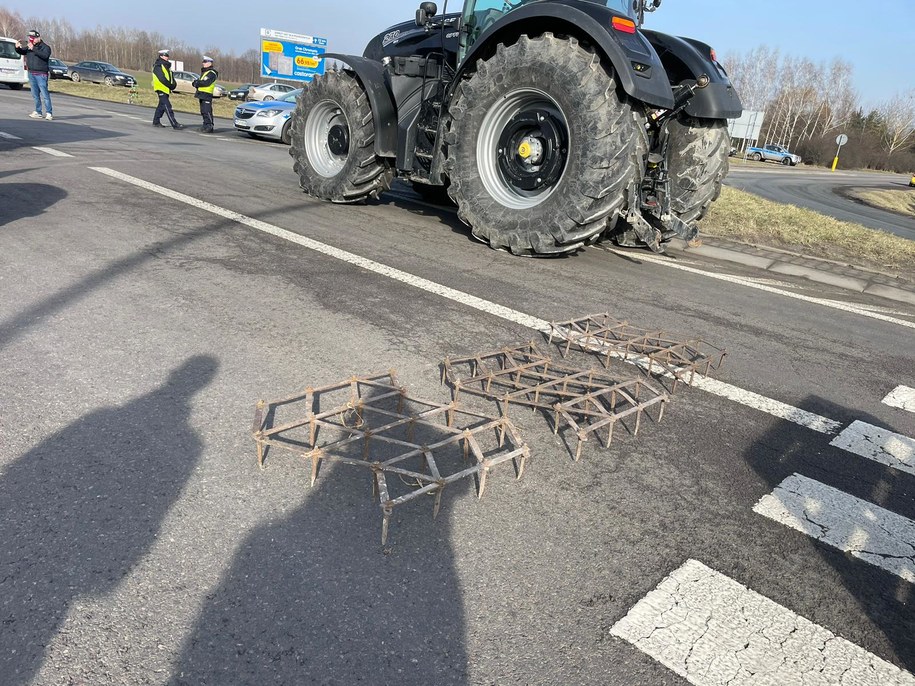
666,236,915,307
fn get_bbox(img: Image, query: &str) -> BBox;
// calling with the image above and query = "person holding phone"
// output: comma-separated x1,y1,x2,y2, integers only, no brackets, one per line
15,30,53,121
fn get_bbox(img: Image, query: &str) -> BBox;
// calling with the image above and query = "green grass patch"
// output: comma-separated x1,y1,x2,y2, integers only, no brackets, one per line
702,186,915,272
846,188,915,218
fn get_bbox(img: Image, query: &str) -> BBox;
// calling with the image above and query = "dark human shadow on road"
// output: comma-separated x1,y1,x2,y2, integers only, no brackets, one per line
0,202,309,351
0,355,218,685
0,118,126,149
170,384,471,685
0,182,67,227
745,397,915,671
0,167,40,181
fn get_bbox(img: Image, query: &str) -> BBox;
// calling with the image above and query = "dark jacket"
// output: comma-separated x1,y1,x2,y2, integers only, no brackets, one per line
152,57,177,92
15,40,51,74
193,66,219,99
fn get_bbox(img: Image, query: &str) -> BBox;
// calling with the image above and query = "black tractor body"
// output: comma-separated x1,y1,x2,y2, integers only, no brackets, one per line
290,0,743,255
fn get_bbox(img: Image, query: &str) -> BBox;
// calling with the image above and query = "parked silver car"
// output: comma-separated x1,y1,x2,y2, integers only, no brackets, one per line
234,89,301,144
172,70,226,98
246,82,296,102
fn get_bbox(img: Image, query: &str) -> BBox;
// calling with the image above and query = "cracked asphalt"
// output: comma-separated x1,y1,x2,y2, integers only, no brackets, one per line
1,88,914,685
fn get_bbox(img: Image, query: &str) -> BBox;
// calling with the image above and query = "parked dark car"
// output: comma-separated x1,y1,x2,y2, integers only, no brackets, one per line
48,57,68,79
228,83,258,101
68,61,136,87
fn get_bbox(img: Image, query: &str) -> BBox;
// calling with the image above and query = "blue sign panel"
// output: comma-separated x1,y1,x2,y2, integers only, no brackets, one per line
259,28,327,82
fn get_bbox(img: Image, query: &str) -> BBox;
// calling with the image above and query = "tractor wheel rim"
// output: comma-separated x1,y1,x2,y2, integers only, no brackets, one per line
477,88,569,210
304,100,349,177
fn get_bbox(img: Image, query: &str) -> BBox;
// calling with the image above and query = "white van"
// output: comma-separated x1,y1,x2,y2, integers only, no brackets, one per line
0,37,27,90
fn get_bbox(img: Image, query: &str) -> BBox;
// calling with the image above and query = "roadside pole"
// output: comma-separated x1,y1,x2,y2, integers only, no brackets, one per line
832,134,849,171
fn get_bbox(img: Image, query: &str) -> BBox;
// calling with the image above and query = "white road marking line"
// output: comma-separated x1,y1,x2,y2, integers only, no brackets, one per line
551,325,842,434
830,420,915,477
754,474,915,582
87,167,847,436
692,376,842,434
611,559,915,686
106,111,145,121
602,247,915,331
0,131,22,140
32,146,73,158
90,166,547,330
884,386,915,413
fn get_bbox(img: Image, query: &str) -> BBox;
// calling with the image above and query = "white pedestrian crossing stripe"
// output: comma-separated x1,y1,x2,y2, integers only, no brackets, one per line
32,146,73,158
611,559,915,686
830,420,915,477
884,386,915,413
754,474,915,582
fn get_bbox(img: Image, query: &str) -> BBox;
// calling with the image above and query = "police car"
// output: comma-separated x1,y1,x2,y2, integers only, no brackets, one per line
234,88,301,144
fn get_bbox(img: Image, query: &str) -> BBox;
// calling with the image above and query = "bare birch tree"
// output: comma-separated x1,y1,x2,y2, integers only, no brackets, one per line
877,89,915,156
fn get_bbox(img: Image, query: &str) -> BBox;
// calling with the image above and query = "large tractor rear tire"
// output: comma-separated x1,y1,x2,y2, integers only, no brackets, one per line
666,116,730,223
445,33,639,255
289,70,393,203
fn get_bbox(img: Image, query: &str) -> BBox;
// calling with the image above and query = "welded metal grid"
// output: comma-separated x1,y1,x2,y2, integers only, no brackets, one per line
252,373,529,544
548,313,726,391
442,343,668,462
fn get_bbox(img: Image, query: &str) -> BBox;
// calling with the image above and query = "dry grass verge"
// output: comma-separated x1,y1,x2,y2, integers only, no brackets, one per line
845,187,915,218
702,186,915,273
48,75,240,119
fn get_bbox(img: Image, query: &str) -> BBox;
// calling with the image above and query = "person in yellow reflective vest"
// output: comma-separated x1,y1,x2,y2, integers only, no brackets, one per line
151,49,185,130
192,55,218,133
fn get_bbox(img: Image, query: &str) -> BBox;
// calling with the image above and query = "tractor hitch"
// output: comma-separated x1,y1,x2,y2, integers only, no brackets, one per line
620,75,709,252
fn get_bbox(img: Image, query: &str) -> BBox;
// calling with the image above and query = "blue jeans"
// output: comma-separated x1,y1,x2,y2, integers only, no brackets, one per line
29,73,52,115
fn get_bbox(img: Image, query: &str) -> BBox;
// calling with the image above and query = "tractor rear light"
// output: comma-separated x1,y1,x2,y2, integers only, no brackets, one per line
611,17,637,34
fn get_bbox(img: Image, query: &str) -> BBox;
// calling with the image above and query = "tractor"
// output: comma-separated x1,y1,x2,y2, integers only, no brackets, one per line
289,0,742,255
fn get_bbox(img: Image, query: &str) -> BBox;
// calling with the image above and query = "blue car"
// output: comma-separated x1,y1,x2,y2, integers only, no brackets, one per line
233,88,301,144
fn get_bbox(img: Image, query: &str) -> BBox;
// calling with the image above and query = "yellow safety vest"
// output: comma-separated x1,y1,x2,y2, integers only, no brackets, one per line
198,69,217,95
152,64,172,94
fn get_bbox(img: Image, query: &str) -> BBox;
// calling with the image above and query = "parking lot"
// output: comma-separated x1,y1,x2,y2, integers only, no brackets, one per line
1,89,914,685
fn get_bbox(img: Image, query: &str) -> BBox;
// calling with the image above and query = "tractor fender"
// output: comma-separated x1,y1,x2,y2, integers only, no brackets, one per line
455,2,675,109
322,53,398,157
640,31,743,119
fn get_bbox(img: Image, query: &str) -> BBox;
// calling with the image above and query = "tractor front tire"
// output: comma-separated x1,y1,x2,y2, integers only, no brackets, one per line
666,116,730,223
289,70,393,203
445,33,638,255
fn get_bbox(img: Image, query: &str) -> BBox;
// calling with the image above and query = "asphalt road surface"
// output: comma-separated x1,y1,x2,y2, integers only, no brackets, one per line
2,90,915,686
726,164,915,241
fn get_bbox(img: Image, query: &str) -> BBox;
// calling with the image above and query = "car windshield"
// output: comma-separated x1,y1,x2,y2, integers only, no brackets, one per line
0,41,19,60
280,89,302,103
99,63,118,72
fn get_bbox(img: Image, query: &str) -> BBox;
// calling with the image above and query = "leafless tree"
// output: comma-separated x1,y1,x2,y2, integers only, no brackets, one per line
877,89,915,156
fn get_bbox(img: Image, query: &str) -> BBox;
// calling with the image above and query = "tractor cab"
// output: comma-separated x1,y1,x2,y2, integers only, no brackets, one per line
458,0,640,61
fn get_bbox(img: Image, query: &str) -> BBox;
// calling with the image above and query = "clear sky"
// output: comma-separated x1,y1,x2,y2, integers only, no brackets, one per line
8,0,913,107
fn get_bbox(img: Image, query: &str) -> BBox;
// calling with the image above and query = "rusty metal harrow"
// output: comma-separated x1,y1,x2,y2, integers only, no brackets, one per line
252,373,529,545
442,343,668,462
548,313,726,391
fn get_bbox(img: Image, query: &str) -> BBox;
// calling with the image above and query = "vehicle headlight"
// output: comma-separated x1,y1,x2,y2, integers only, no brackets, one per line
256,109,284,117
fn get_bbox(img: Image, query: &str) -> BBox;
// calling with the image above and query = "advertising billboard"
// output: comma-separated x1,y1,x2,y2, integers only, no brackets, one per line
728,111,766,142
260,28,327,82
